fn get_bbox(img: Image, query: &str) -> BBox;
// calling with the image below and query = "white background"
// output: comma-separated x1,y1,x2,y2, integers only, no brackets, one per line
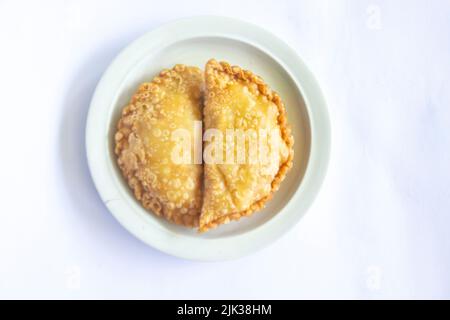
0,0,449,299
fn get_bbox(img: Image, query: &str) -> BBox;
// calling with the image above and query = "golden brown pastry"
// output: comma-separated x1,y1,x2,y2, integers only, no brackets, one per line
114,65,204,227
199,59,294,232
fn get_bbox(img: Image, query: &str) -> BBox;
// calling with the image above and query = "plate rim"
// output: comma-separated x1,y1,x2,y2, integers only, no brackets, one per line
86,15,331,261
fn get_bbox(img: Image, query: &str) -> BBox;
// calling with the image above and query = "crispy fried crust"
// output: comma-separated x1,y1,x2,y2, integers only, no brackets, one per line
199,59,294,232
114,65,204,227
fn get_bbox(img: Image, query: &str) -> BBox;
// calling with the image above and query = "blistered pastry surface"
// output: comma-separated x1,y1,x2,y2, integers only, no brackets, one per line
114,65,204,227
199,59,294,232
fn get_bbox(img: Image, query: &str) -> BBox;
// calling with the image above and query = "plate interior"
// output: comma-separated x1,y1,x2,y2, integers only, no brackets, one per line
107,36,311,239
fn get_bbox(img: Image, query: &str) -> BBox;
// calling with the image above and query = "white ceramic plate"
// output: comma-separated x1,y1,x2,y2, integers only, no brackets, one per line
86,16,330,261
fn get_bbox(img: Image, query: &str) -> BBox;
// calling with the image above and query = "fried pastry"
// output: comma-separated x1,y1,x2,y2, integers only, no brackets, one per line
199,59,294,232
114,65,203,227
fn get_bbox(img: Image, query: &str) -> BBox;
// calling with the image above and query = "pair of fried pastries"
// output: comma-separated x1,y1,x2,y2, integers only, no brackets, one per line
114,60,294,232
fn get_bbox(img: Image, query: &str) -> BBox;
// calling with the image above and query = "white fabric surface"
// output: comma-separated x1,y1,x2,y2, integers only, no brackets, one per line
0,0,449,299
